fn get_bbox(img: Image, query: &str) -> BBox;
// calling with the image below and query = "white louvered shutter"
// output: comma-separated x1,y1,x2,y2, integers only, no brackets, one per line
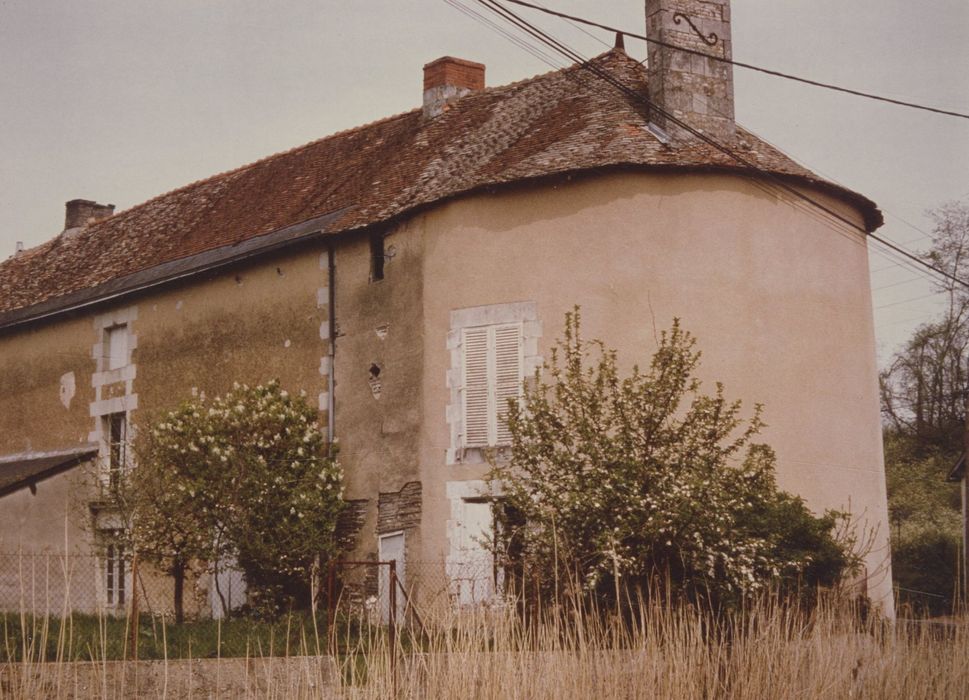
462,323,523,447
463,327,490,447
493,324,523,445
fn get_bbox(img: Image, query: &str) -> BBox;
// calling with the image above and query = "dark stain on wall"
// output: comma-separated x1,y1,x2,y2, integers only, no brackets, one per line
135,303,321,421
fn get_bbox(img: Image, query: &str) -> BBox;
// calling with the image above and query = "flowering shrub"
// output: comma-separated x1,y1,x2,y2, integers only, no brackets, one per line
124,380,345,619
491,310,858,609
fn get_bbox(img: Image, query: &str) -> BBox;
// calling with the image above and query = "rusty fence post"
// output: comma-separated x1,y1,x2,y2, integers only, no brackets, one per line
129,552,139,662
388,560,398,696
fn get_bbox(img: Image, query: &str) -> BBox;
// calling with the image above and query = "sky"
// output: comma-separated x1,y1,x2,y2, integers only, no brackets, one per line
1,0,967,363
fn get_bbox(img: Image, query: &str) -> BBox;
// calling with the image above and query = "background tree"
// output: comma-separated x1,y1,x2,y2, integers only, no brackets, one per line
491,310,858,610
880,200,968,614
125,380,345,619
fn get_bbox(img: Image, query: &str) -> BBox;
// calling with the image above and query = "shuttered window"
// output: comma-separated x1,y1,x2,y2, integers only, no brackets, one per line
462,323,523,447
106,325,128,370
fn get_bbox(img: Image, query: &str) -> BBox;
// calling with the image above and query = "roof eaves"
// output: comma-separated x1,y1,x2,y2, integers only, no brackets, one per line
0,446,99,499
0,206,352,333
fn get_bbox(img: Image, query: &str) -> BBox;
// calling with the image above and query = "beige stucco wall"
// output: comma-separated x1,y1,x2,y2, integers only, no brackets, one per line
0,465,98,613
0,315,94,457
0,467,91,552
329,218,425,565
134,245,329,416
0,221,426,591
418,170,892,611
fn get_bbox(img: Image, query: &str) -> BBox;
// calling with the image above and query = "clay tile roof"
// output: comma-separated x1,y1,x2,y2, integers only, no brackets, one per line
0,50,882,323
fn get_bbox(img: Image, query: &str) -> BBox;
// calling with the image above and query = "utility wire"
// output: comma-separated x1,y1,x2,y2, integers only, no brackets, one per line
501,0,969,120
872,276,933,292
477,0,969,292
445,0,566,68
453,0,954,296
874,290,947,311
685,78,949,293
677,73,949,292
447,0,961,341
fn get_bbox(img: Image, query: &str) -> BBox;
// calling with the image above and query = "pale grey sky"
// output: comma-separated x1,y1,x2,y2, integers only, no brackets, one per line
1,1,968,361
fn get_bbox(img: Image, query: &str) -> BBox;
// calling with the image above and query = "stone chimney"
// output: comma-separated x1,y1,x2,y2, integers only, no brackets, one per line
645,0,735,140
423,56,485,118
64,199,114,231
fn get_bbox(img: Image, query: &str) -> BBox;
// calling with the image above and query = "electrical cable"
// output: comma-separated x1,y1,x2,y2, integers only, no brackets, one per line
874,290,947,311
445,0,567,68
501,0,969,120
446,0,963,315
459,3,950,594
872,276,932,293
476,0,969,291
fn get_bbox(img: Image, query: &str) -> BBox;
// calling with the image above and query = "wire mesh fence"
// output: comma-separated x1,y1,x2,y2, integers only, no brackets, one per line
0,551,206,620
0,551,514,661
0,551,511,621
324,558,515,626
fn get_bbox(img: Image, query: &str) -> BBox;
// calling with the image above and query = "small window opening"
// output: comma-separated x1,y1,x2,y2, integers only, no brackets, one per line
104,324,128,371
370,233,385,281
103,536,126,606
105,412,127,491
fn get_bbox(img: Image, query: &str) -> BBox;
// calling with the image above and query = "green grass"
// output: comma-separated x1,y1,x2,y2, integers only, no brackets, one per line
0,611,338,662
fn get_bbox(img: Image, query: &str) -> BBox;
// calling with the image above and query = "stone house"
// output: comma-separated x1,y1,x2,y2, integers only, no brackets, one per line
0,0,893,616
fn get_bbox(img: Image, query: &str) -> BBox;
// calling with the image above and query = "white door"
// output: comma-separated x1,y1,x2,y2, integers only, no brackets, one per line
457,500,497,605
210,555,247,619
378,532,405,624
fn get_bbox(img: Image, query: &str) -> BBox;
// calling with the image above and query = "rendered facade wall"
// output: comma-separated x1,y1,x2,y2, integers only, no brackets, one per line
0,167,891,614
0,211,428,608
418,170,891,612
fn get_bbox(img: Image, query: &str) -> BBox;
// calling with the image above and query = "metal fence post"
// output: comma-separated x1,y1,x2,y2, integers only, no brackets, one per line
129,552,139,662
388,560,398,696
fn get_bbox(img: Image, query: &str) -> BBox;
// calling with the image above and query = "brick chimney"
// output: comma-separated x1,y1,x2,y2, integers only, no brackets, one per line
645,0,735,140
64,199,114,231
423,56,485,118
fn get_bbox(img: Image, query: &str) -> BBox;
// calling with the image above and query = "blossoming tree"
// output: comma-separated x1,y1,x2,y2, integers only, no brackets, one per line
122,380,345,619
490,310,858,610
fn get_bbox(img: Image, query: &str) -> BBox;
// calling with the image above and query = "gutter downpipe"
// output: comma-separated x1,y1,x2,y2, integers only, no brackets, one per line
327,244,337,456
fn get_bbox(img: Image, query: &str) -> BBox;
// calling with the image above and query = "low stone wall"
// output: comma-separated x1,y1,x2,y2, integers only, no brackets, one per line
0,655,338,699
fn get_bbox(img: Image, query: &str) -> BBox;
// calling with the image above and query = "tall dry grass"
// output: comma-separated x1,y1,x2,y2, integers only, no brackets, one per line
1,591,966,698
335,594,967,699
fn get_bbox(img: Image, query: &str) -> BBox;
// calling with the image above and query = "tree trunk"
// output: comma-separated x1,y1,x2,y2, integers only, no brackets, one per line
173,560,186,624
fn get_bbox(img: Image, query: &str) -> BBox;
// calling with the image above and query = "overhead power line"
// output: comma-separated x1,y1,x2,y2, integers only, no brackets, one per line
449,0,958,297
501,0,969,120
474,0,969,292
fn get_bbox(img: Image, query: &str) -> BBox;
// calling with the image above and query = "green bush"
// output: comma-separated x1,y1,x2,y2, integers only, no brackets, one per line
893,528,959,617
493,310,861,611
